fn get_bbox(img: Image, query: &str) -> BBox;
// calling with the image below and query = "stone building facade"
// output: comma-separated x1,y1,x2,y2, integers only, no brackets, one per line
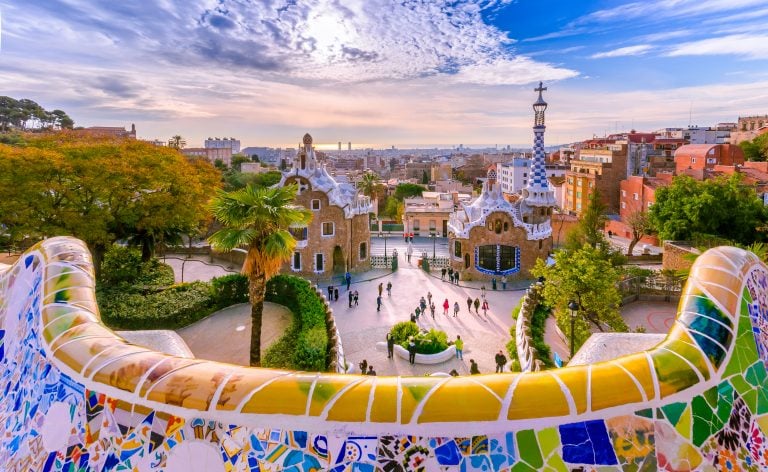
447,83,555,280
277,134,373,277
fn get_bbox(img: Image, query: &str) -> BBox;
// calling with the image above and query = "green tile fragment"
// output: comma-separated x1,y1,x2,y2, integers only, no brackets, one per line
661,402,686,426
516,429,543,469
745,361,768,387
635,408,653,419
510,461,537,472
743,389,758,414
675,406,692,440
537,427,559,458
729,374,751,396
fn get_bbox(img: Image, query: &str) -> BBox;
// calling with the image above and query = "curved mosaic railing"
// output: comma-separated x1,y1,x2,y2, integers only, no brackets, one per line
515,283,545,372
3,237,768,470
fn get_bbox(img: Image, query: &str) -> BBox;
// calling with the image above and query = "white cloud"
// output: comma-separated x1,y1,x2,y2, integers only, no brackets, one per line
591,45,653,59
667,34,768,59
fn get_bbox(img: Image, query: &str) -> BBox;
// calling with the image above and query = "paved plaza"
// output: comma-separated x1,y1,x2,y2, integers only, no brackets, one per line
164,249,678,375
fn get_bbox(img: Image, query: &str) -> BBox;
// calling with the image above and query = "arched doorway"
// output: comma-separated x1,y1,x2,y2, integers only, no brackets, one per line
332,246,345,274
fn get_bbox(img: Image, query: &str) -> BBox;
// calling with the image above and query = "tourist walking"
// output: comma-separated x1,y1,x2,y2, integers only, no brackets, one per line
386,333,395,359
353,290,359,306
427,291,433,305
495,350,507,373
455,335,464,359
470,359,480,375
327,285,333,299
453,301,460,317
359,359,368,373
501,275,507,290
443,298,450,316
441,268,447,280
420,296,427,312
408,337,417,365
378,283,383,297
448,267,454,282
406,245,413,263
348,290,353,308
410,312,417,323
473,297,480,315
334,287,339,301
377,295,382,312
481,285,486,299
454,272,460,284
482,299,489,317
367,365,377,376
466,296,473,312
386,281,392,296
345,271,352,291
429,302,435,319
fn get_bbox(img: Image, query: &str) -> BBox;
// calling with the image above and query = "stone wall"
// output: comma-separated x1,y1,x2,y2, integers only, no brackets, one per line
662,241,700,272
515,283,546,372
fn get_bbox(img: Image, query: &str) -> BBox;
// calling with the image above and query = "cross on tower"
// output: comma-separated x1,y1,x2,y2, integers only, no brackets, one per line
535,81,547,94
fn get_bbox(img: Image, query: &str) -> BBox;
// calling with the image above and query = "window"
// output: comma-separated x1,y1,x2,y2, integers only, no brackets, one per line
478,245,496,271
523,173,527,177
429,220,436,231
289,226,308,241
633,193,639,201
621,190,626,197
322,222,334,236
523,180,527,185
464,253,470,269
691,157,697,163
315,253,325,272
576,191,582,198
494,220,502,234
292,252,301,271
503,222,509,232
454,240,462,258
359,242,367,260
621,202,626,209
311,199,321,210
499,245,516,271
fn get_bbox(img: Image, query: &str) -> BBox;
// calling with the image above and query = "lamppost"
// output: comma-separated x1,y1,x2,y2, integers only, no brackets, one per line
429,232,436,260
378,231,388,258
568,300,579,359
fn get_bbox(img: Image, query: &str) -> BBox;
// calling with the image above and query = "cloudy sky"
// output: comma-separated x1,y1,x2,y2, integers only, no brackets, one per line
1,0,767,148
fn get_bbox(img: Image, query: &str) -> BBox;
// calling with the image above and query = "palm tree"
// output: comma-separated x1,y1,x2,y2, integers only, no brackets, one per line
358,171,383,216
208,184,312,366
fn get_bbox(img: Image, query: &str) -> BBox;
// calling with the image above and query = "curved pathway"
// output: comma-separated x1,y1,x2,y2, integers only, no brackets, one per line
176,302,291,365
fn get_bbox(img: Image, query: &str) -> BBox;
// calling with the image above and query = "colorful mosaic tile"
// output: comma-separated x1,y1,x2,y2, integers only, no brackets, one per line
3,240,768,471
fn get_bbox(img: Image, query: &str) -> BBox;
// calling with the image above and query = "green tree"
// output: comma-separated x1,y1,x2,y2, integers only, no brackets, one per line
421,170,429,184
741,134,768,162
649,174,768,245
625,210,654,256
231,154,250,171
531,244,627,354
570,189,608,249
0,132,220,273
223,169,282,191
208,184,312,366
393,183,425,200
358,172,383,199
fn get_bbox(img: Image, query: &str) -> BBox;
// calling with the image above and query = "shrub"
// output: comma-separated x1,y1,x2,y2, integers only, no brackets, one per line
99,245,174,289
210,274,248,308
262,275,329,371
389,322,448,354
390,321,420,347
98,281,215,330
414,328,449,354
100,245,143,286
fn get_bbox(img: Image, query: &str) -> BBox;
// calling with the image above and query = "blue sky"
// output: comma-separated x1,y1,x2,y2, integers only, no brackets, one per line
0,0,766,148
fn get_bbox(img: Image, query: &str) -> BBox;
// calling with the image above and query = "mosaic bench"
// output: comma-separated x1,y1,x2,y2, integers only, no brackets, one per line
2,236,768,471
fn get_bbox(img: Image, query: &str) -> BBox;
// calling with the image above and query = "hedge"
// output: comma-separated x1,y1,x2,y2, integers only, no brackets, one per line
97,274,248,330
389,321,449,354
263,274,329,371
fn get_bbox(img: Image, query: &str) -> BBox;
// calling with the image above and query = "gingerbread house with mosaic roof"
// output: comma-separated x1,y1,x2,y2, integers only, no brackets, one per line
277,133,374,277
448,83,555,280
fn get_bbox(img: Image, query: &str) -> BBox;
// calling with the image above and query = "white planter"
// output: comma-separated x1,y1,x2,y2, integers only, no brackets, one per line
375,342,457,365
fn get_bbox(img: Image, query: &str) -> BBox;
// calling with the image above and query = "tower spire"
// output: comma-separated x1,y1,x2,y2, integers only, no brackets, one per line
523,82,557,207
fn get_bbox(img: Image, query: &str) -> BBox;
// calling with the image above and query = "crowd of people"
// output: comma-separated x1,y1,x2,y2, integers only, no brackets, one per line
332,270,510,376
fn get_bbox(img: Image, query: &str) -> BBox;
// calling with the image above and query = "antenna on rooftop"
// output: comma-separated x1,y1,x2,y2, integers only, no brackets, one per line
688,101,693,127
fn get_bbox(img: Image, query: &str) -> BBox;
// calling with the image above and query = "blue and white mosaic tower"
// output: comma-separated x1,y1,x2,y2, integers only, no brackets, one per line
522,82,557,208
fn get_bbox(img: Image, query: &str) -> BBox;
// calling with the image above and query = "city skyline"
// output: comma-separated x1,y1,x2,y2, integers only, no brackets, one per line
0,0,766,147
